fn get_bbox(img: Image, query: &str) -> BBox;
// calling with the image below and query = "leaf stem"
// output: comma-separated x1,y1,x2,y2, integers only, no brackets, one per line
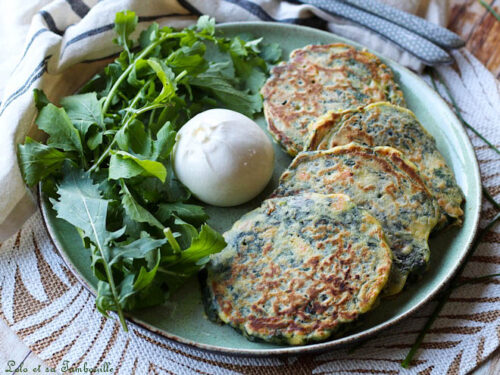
88,103,164,173
175,70,188,82
430,70,500,156
79,181,127,330
164,228,181,254
121,79,152,125
101,31,187,115
88,115,134,173
483,186,500,210
402,212,500,368
479,0,500,22
453,272,500,288
104,262,128,331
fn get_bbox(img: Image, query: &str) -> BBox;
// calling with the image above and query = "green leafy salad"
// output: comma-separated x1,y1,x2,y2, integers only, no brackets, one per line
17,11,281,330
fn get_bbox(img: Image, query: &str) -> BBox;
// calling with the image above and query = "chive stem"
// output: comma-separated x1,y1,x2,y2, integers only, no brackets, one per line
430,70,500,156
483,186,500,210
479,0,500,22
402,212,500,367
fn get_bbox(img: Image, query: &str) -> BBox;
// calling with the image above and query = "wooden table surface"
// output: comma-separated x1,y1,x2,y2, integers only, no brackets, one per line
1,1,499,374
449,0,500,78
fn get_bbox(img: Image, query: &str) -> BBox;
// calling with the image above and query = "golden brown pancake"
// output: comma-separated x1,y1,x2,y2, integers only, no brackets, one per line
261,43,405,156
306,102,464,228
204,193,392,345
273,144,440,295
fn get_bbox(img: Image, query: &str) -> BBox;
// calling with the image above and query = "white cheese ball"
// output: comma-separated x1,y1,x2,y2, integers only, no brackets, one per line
173,109,274,207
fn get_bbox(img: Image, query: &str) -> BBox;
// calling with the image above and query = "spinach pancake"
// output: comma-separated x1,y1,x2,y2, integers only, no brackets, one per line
204,193,392,345
261,43,405,156
306,102,464,227
273,144,440,295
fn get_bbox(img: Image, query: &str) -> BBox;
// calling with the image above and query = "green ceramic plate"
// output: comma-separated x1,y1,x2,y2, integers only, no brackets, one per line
40,22,482,356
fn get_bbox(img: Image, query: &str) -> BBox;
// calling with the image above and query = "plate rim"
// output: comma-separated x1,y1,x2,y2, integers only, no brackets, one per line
39,21,482,357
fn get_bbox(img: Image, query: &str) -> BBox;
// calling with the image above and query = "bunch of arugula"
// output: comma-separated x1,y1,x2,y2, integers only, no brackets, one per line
17,11,281,330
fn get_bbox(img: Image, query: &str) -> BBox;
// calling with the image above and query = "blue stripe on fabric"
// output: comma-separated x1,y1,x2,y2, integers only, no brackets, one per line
39,10,64,35
224,0,274,21
66,0,91,18
0,56,51,116
64,24,114,50
61,13,193,57
223,0,327,28
19,29,50,62
176,0,202,16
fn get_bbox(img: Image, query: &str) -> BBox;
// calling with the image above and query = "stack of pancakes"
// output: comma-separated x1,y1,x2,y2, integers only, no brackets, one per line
203,44,464,346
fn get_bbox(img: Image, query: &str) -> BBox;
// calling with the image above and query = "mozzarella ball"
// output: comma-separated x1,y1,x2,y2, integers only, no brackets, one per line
172,109,274,207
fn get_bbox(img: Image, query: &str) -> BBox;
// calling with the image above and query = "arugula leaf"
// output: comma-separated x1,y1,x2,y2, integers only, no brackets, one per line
172,216,199,249
230,37,250,57
60,93,104,136
139,23,160,49
116,119,152,155
110,233,166,265
132,165,190,205
50,165,127,329
120,181,164,229
86,125,104,151
243,66,267,94
160,224,226,291
33,88,50,110
50,166,109,258
113,10,138,59
156,202,208,226
147,58,177,103
151,122,176,161
126,59,151,88
243,38,263,54
36,104,84,154
17,138,67,187
109,150,167,182
166,42,208,76
260,42,282,63
178,224,226,264
189,66,262,116
195,15,215,36
134,252,161,291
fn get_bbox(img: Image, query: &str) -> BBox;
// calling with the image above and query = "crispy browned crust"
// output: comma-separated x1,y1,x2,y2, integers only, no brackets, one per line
273,143,441,295
260,43,405,156
205,193,392,345
305,103,465,227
